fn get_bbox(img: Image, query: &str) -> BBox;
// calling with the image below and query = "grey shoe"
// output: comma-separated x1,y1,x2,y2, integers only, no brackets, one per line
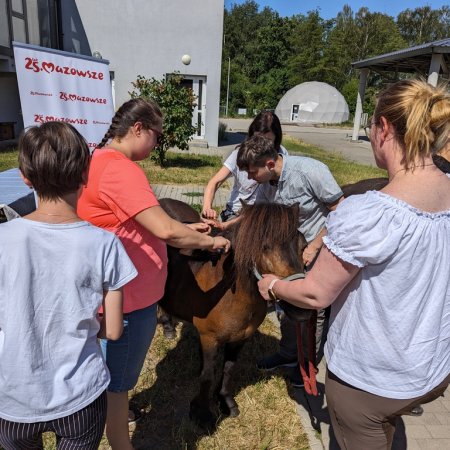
256,352,297,371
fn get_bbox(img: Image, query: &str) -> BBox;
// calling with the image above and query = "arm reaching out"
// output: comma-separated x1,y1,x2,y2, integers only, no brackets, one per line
202,166,232,219
135,205,230,252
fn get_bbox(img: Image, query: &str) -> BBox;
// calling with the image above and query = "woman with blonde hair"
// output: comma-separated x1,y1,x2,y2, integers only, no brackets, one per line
258,79,450,449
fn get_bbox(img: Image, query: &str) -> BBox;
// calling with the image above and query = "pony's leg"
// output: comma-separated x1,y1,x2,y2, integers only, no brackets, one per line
189,335,219,428
157,305,176,339
217,341,245,417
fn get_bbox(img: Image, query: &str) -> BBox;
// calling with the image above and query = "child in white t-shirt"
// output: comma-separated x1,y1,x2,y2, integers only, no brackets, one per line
0,122,137,450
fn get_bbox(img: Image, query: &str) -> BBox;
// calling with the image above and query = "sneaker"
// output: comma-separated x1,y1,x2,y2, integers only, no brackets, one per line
256,353,297,371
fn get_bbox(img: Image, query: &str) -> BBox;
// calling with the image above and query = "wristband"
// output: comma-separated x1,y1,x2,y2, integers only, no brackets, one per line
268,278,280,301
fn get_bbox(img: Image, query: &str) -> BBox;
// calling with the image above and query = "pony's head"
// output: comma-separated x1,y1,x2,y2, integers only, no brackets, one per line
233,202,307,293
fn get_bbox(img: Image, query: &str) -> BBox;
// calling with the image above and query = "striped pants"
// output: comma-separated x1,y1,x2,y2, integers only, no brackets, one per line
0,391,106,450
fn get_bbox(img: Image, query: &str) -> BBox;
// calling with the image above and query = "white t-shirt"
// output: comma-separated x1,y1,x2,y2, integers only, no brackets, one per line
0,219,137,422
323,191,450,399
223,145,288,213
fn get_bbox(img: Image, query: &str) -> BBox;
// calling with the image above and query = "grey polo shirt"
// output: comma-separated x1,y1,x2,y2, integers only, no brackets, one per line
255,155,343,242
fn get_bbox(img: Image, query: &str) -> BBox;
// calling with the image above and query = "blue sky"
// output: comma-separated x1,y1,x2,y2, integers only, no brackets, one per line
224,1,449,19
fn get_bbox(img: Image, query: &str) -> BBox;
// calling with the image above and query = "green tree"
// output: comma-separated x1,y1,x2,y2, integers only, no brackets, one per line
354,8,406,61
341,78,359,116
222,1,284,111
130,74,197,167
397,6,450,45
285,11,328,87
221,1,449,119
322,5,360,89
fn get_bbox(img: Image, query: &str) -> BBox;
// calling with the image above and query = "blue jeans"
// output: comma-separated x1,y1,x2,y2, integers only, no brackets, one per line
101,303,157,392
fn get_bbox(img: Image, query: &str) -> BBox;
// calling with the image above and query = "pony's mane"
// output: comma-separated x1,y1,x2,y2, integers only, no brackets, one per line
159,199,307,297
233,203,306,294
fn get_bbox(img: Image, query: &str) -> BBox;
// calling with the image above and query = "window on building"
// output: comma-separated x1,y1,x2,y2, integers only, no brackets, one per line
0,0,10,48
0,0,59,56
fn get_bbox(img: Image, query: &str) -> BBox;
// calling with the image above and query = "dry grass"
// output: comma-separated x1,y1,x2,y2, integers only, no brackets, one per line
42,317,308,450
113,317,309,450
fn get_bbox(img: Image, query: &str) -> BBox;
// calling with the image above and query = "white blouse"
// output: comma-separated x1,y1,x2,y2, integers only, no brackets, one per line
323,190,450,399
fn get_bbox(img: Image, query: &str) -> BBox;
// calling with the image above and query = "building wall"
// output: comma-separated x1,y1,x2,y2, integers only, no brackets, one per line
63,0,224,146
0,73,23,138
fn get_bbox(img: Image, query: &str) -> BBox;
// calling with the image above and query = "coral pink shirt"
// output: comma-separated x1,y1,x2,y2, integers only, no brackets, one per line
78,148,167,313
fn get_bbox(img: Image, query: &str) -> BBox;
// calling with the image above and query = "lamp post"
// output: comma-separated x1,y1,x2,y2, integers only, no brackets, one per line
225,57,230,117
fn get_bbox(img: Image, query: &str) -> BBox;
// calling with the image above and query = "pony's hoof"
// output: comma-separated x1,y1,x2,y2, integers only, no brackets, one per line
228,406,240,417
218,396,240,417
162,327,176,340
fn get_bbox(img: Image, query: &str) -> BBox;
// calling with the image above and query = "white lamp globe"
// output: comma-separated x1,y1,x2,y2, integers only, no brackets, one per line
181,54,191,65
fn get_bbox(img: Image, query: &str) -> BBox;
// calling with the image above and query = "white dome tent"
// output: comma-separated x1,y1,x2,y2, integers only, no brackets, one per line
275,81,349,124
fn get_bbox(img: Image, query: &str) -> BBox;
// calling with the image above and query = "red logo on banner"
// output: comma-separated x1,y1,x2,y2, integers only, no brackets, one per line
25,57,105,80
59,91,107,104
34,114,88,125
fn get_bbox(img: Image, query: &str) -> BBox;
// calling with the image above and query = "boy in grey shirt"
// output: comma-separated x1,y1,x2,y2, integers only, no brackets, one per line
237,135,343,385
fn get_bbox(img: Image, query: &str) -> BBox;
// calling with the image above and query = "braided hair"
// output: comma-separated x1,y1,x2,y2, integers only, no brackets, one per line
97,98,162,148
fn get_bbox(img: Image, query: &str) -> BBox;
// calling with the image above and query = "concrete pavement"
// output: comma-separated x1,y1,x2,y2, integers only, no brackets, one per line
220,117,377,167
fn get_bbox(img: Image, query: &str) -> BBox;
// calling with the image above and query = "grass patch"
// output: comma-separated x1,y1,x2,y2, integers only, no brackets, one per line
139,152,224,185
121,317,309,450
43,316,309,450
283,136,386,185
0,149,19,172
1,139,385,188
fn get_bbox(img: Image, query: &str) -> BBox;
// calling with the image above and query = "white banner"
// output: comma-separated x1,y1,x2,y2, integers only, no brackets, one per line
13,42,114,150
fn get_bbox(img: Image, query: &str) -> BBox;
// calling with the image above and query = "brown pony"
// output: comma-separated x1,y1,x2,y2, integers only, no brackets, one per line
159,199,308,428
158,176,390,427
